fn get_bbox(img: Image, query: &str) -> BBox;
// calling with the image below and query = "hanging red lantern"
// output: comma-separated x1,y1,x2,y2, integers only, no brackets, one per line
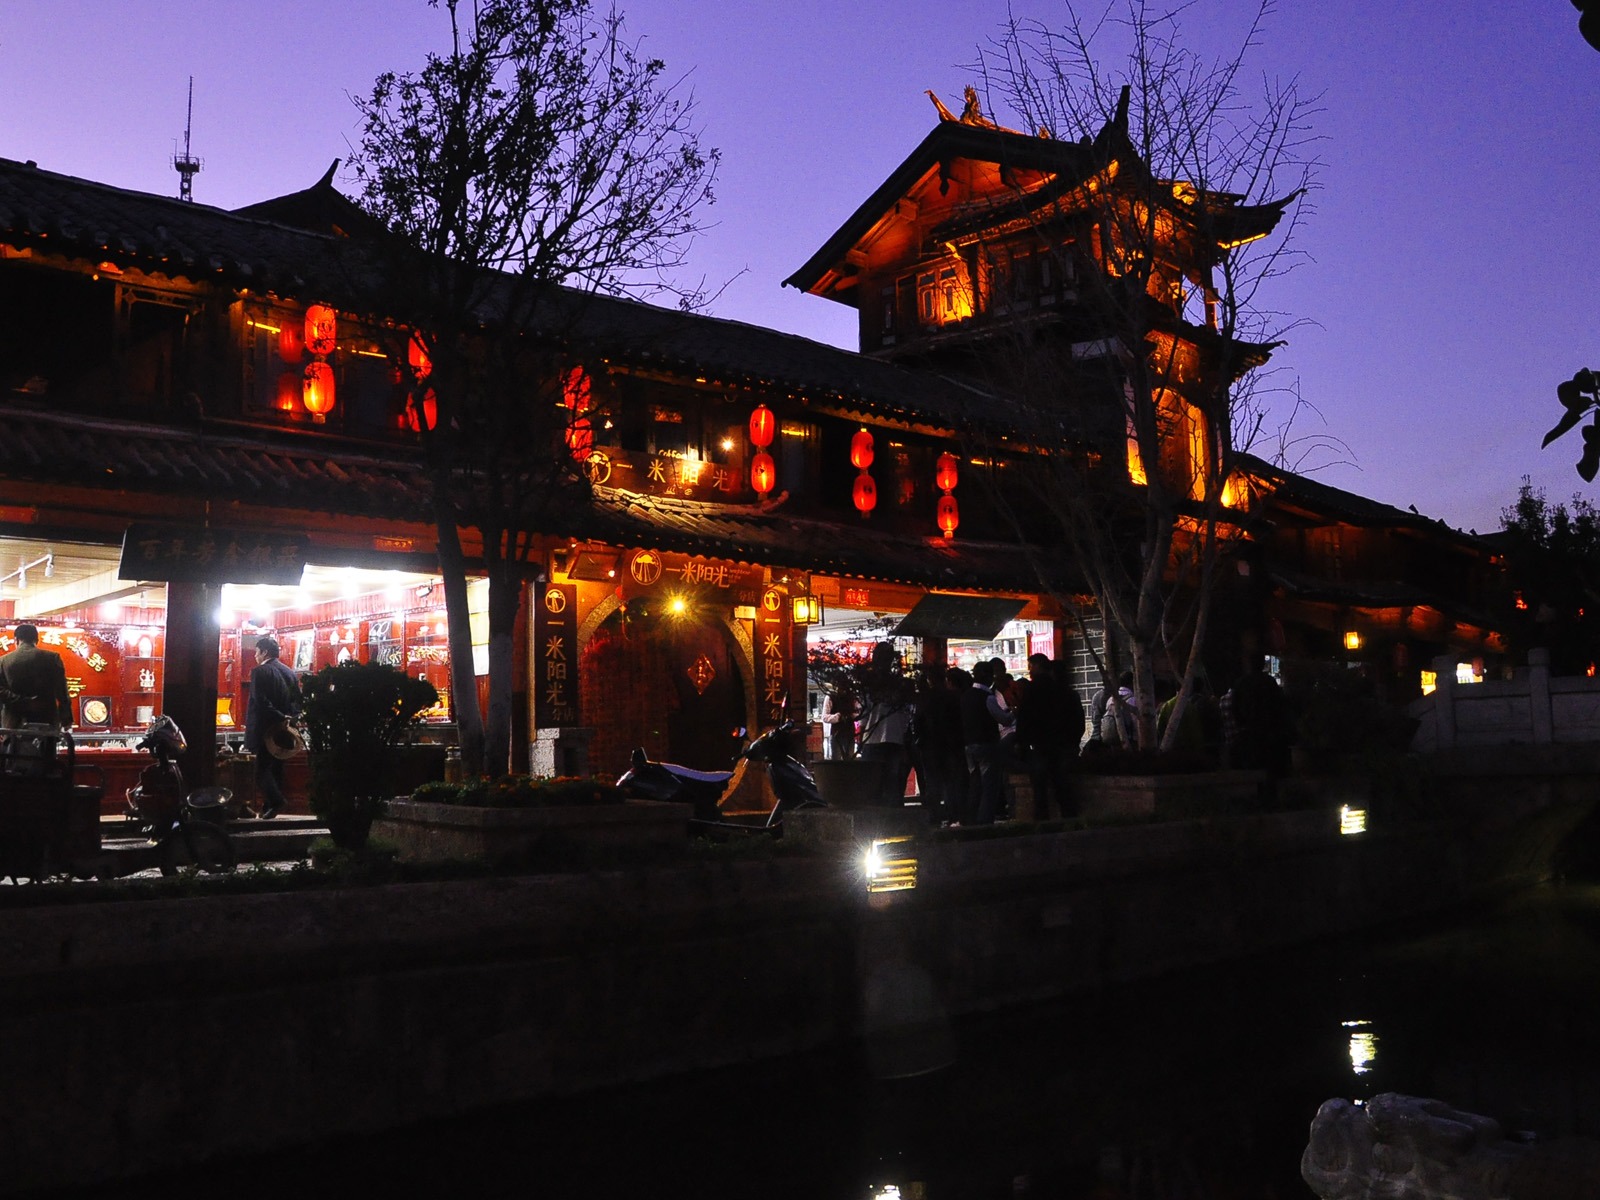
850,428,875,471
408,334,432,380
277,322,304,364
566,414,594,461
750,450,776,497
936,452,959,493
274,370,300,412
563,365,591,411
852,472,877,514
404,388,438,433
304,304,337,356
302,361,335,421
937,493,960,538
749,404,776,449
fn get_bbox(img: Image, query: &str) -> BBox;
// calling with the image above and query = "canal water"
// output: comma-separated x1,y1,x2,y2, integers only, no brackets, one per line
61,875,1600,1199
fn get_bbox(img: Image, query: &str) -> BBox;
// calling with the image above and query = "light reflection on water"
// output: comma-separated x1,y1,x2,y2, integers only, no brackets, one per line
59,878,1600,1199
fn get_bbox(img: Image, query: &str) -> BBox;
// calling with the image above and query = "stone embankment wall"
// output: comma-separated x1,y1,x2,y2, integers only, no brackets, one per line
0,774,1589,1194
1410,649,1600,751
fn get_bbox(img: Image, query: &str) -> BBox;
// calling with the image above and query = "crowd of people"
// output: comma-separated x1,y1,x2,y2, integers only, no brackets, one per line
819,645,1297,827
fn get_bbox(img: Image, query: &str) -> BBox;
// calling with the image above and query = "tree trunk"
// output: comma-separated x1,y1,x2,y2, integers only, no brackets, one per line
431,485,485,776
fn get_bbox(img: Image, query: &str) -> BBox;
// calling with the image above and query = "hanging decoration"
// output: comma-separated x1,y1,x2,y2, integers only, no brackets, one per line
302,361,335,422
275,371,300,413
935,450,959,538
852,427,876,515
750,450,776,498
404,390,438,433
852,471,877,515
276,323,304,364
749,404,775,449
563,366,593,461
408,333,432,379
850,427,875,470
304,304,337,356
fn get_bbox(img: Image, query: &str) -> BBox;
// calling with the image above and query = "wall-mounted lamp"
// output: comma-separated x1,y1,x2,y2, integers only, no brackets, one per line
792,595,823,625
568,547,621,582
1343,630,1363,651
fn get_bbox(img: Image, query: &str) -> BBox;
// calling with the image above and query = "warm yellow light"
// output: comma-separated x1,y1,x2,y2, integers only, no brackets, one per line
864,836,918,893
1339,805,1367,835
1344,630,1362,651
1126,436,1147,486
1420,670,1437,696
791,595,823,625
668,595,687,615
1345,1024,1378,1074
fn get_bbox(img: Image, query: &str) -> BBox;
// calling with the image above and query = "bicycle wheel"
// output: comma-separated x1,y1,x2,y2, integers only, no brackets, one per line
159,822,237,876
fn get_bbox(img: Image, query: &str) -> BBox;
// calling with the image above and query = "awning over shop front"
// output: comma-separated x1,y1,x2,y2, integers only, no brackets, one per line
890,593,1026,641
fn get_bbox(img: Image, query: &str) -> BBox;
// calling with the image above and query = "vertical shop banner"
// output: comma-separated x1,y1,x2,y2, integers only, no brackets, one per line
535,582,579,727
756,586,790,728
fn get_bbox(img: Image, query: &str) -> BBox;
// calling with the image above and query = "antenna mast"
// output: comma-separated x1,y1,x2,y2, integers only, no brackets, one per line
173,76,202,202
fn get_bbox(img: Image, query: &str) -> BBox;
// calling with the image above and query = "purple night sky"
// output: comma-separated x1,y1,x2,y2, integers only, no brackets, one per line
4,1,1597,535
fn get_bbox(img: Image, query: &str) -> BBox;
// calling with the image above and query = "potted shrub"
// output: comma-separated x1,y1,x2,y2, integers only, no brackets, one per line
300,660,439,849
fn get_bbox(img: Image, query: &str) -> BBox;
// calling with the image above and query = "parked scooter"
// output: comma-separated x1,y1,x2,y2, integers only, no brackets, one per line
617,720,825,834
124,716,238,876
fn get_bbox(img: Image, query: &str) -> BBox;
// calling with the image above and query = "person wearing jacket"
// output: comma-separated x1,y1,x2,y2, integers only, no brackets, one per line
243,635,301,818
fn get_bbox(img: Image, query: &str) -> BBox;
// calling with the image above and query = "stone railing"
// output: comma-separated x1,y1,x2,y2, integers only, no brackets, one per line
1409,649,1600,751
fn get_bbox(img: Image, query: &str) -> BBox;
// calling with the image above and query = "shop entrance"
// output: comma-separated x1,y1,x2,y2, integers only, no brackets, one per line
580,606,748,777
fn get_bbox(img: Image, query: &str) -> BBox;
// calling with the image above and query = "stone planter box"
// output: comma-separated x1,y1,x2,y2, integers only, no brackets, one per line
371,797,693,863
1076,770,1266,822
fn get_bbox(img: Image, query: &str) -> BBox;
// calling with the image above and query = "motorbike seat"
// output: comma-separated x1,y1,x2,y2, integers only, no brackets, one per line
658,763,733,785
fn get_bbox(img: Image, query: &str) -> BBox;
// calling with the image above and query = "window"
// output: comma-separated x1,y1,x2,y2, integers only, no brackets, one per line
915,262,974,327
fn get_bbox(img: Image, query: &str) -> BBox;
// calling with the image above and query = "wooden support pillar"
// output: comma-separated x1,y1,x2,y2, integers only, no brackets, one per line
162,580,219,789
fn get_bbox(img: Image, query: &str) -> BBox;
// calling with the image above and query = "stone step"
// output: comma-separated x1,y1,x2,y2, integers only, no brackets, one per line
99,814,325,868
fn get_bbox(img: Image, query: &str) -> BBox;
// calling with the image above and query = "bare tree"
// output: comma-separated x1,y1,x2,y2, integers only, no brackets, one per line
347,0,718,775
951,0,1316,750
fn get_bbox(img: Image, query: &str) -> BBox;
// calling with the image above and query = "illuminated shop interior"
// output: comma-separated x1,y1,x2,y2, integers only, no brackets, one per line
0,537,471,744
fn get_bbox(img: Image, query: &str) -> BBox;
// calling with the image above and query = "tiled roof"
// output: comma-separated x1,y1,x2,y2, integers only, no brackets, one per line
0,402,1039,589
0,404,428,518
0,156,1003,430
1240,452,1483,542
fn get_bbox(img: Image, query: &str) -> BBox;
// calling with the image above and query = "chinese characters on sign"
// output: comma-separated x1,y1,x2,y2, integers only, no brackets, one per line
534,583,579,727
756,587,790,727
581,449,744,501
119,523,308,585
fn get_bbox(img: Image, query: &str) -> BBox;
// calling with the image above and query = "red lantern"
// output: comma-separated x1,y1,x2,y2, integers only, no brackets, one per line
404,388,438,433
852,472,877,514
937,493,960,538
563,365,590,411
850,428,875,471
408,334,432,380
750,451,776,497
566,414,593,461
277,322,304,364
936,452,959,492
749,404,775,449
302,361,335,421
275,370,300,412
304,304,337,356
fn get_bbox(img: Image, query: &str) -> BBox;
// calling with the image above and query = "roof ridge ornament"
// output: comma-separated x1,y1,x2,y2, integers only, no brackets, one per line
925,86,1009,132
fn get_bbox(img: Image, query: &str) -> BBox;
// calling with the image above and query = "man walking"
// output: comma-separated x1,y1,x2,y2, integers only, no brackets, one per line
0,623,72,729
